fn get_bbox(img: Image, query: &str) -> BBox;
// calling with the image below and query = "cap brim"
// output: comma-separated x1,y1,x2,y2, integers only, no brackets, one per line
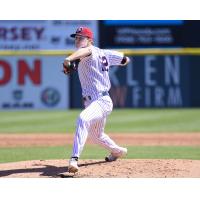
70,34,76,38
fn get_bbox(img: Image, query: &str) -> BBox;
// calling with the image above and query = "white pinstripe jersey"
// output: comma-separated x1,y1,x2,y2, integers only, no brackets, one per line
78,45,124,97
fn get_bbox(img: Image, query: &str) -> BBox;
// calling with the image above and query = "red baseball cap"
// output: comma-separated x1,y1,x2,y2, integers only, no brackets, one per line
70,27,93,39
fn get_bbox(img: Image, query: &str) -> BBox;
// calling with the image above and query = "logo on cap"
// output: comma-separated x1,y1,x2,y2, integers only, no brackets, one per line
76,27,83,33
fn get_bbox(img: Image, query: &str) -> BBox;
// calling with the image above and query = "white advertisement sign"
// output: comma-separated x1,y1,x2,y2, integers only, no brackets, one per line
0,20,98,50
0,56,69,110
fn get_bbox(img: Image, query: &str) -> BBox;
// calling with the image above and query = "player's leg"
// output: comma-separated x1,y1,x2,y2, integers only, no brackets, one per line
89,117,127,158
69,99,107,172
71,101,105,157
88,96,127,160
68,104,98,173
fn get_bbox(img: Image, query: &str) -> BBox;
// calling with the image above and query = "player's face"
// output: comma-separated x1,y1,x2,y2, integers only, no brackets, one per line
75,35,90,48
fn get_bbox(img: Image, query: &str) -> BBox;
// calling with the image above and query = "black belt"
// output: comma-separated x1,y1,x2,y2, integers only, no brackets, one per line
83,91,109,101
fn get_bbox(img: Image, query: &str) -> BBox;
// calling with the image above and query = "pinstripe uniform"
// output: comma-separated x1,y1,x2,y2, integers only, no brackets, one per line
71,45,125,158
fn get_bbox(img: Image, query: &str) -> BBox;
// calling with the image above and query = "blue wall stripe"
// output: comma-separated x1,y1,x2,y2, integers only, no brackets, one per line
104,20,184,26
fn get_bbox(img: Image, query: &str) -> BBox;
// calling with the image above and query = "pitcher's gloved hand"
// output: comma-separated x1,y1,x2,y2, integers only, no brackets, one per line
62,59,80,75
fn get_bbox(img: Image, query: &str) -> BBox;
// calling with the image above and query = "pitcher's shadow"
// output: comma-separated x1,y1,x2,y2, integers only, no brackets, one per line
0,160,107,178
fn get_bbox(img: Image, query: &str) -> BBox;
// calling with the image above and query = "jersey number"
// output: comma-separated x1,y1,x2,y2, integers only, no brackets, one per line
100,56,109,72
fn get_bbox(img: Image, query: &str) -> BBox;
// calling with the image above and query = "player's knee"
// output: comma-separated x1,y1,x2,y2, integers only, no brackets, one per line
78,112,91,124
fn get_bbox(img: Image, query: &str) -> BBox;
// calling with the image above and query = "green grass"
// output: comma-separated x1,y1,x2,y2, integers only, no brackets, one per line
0,145,200,163
1,109,199,163
0,109,200,133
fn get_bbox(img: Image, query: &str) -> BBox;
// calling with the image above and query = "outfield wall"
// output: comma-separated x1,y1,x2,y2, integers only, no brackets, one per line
0,48,200,109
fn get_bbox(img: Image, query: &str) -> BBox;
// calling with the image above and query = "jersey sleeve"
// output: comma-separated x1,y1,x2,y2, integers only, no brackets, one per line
104,50,124,66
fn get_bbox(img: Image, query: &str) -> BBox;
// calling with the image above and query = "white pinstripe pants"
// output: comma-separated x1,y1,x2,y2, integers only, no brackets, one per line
71,95,122,158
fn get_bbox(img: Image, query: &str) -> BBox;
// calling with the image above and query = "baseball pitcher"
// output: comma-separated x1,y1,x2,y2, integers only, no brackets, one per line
63,27,130,173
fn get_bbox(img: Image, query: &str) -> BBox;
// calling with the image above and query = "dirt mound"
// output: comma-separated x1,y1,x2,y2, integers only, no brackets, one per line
0,159,200,178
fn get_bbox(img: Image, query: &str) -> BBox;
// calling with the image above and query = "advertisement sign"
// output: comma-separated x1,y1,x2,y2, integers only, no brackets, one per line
0,20,98,50
0,56,69,110
99,20,200,48
109,55,190,108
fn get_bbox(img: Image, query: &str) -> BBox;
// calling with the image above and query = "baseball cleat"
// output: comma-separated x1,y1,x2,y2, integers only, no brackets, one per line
68,157,79,173
105,147,127,162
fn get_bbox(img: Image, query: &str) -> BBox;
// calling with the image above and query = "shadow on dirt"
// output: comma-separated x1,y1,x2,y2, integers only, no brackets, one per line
57,160,108,178
79,160,107,167
0,164,72,178
0,160,108,178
